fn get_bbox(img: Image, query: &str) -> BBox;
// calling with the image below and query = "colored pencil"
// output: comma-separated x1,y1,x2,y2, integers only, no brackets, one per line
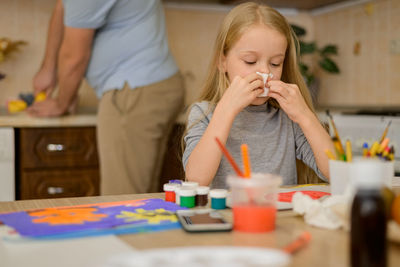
369,141,380,157
241,144,251,178
346,140,352,162
379,121,392,143
326,110,345,155
215,137,244,177
324,149,336,160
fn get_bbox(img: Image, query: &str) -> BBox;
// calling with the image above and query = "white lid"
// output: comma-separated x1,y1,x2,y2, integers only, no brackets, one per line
174,185,182,193
182,181,199,188
350,159,385,189
227,173,282,188
210,189,228,198
196,186,210,195
163,183,178,191
179,187,196,197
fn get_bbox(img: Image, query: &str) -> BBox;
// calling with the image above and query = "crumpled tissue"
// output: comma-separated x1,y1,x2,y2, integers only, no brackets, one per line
292,191,351,230
255,72,273,97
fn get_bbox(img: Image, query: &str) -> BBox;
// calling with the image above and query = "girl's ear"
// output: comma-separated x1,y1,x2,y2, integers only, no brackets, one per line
218,54,227,73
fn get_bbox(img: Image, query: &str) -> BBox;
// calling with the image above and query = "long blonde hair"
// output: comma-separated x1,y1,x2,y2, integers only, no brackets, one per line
199,2,315,112
182,2,318,182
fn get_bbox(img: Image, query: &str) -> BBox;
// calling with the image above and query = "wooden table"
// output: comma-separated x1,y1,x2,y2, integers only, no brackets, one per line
0,193,399,267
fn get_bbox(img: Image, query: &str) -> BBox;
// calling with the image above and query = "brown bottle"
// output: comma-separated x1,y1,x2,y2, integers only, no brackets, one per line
350,160,387,267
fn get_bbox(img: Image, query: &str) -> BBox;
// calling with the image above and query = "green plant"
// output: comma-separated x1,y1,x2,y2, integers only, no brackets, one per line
290,24,340,87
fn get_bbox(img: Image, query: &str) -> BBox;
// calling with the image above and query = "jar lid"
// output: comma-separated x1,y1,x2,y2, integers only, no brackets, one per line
169,179,183,185
179,186,196,197
182,181,199,188
196,186,210,195
210,189,228,198
163,183,178,191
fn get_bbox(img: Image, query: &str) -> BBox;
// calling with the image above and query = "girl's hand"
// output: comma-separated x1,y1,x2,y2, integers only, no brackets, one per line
267,80,313,124
218,73,264,116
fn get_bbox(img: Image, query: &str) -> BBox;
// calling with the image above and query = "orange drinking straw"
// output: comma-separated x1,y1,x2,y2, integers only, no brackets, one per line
241,144,251,178
215,137,244,177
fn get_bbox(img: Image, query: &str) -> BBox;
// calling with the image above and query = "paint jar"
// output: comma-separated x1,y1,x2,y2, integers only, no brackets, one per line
163,183,179,203
179,187,196,208
228,173,282,233
175,185,182,205
210,189,228,210
182,181,199,188
196,186,210,207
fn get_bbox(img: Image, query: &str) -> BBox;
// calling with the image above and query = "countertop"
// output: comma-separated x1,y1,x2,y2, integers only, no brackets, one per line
0,107,97,128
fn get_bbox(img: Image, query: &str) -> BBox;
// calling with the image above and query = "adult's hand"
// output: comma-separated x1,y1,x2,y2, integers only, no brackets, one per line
33,67,57,97
27,97,66,117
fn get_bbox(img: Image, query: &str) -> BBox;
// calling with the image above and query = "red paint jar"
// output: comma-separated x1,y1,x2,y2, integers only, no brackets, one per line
164,183,178,203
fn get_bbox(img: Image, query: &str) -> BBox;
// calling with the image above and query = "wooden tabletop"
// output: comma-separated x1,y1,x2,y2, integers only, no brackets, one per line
0,193,399,267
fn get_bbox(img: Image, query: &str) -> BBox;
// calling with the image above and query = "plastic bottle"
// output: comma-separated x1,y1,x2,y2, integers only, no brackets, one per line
350,160,387,267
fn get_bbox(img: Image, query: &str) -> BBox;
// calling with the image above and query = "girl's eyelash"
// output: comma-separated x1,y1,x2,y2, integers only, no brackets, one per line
244,61,256,65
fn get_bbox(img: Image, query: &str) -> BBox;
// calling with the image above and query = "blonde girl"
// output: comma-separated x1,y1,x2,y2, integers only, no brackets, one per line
182,2,334,188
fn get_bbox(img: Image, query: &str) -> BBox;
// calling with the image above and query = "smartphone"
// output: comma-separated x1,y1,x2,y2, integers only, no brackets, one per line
177,209,232,232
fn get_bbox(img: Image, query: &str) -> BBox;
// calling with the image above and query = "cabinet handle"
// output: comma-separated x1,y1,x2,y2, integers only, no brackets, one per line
47,144,65,151
47,187,64,195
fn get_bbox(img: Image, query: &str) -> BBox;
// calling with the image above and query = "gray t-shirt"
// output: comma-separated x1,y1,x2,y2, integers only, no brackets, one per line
182,101,326,188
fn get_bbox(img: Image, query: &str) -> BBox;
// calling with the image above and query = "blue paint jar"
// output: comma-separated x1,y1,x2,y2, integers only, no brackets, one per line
210,189,228,209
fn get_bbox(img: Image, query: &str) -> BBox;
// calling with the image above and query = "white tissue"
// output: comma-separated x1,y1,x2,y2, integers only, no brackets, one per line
292,192,350,230
255,72,273,97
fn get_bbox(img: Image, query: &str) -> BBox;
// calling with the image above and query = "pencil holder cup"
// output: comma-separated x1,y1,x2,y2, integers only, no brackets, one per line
329,158,394,195
227,173,282,233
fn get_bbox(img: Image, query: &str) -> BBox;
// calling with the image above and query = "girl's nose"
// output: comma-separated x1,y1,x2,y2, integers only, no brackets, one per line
258,65,270,74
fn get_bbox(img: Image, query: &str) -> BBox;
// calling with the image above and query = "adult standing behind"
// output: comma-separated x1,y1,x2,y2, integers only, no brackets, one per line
29,0,185,194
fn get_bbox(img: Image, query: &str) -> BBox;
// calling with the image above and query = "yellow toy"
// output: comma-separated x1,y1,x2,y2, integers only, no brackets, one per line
6,92,47,113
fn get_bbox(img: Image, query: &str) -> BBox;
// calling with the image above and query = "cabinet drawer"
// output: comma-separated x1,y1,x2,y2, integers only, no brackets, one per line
19,168,99,200
19,127,98,168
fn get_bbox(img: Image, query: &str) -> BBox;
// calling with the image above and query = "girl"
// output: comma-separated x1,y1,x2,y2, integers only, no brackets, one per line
182,2,335,188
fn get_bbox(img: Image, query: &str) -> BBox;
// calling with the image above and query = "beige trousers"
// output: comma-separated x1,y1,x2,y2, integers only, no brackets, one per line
97,73,184,195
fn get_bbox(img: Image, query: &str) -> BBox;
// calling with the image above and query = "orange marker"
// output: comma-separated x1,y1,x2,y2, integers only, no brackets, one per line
283,231,312,255
241,144,251,178
377,137,390,154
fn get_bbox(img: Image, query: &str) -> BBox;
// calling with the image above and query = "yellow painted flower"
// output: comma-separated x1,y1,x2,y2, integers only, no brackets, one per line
116,208,177,224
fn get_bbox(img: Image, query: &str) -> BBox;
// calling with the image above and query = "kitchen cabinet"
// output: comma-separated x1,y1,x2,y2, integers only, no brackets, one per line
16,127,100,200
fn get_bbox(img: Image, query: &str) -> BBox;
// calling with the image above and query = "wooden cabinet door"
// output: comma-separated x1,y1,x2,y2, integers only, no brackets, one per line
19,168,99,199
19,127,98,169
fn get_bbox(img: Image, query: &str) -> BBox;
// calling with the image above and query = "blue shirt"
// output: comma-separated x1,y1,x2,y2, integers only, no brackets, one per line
63,0,178,98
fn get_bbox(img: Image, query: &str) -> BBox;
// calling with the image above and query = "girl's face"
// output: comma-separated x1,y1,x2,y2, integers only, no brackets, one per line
221,24,287,105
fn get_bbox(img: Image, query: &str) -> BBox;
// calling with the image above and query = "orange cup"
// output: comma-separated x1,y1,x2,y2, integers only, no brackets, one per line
228,173,282,233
